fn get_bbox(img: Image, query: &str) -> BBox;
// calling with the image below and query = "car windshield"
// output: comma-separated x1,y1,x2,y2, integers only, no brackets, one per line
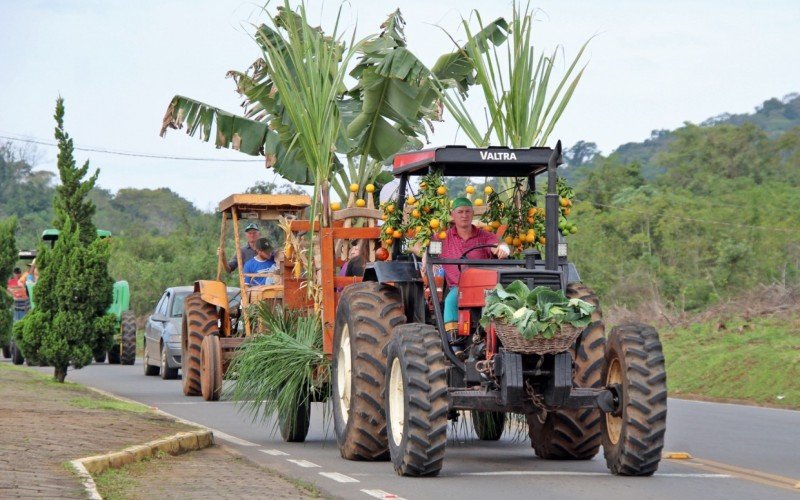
170,292,191,317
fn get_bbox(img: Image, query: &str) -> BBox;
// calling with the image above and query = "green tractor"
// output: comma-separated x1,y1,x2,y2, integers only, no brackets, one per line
28,229,137,365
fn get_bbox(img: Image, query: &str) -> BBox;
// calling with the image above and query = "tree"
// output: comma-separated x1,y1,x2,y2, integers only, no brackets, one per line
564,141,599,168
0,217,18,349
53,98,99,245
15,99,115,382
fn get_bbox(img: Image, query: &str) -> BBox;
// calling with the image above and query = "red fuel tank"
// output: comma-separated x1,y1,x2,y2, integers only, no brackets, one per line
458,268,498,307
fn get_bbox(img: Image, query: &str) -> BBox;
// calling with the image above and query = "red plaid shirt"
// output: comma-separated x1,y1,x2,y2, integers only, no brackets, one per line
436,224,498,286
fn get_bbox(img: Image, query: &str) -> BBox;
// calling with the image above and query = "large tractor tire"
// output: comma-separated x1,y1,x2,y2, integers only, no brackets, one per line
471,411,505,441
119,311,137,365
601,323,667,476
279,393,311,443
385,324,449,477
200,335,223,401
160,343,179,380
107,345,121,364
11,340,24,365
3,343,11,359
143,339,160,376
182,293,218,397
332,282,405,461
527,282,605,460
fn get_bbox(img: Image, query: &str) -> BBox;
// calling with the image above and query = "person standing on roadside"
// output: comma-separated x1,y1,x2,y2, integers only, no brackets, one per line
218,222,261,273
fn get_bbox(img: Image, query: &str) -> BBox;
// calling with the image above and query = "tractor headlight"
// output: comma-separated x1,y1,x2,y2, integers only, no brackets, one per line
558,241,568,257
429,241,442,256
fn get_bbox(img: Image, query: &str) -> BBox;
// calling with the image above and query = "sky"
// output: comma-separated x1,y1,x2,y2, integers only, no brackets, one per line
1,0,799,211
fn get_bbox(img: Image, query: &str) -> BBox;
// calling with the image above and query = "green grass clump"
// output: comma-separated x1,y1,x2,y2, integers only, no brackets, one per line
661,313,800,408
225,304,329,431
69,396,149,413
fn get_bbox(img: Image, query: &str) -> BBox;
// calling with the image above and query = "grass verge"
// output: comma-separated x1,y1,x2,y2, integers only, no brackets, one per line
661,312,800,409
68,396,149,413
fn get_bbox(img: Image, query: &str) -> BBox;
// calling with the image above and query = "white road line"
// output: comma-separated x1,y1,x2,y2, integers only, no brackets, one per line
319,472,359,483
208,429,258,447
459,471,731,478
361,489,406,499
287,459,320,468
260,449,289,456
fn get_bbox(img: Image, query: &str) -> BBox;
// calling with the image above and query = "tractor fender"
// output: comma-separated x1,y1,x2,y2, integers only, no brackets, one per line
194,280,230,311
362,261,421,284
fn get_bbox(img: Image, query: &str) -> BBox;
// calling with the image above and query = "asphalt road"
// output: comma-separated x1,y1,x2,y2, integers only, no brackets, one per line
23,360,800,499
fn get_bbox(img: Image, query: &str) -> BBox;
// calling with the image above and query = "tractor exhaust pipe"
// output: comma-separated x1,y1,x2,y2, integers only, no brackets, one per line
545,141,562,271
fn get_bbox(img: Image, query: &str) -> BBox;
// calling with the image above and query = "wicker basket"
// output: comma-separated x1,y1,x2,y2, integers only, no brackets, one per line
494,321,581,355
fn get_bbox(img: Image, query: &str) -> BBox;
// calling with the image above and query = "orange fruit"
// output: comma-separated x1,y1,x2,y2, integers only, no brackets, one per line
437,186,447,195
412,209,421,218
466,185,475,194
387,204,395,213
407,196,416,205
512,237,521,246
392,230,403,239
525,233,536,243
381,214,388,221
527,216,534,223
419,181,428,189
429,219,440,229
355,199,366,207
484,186,493,194
563,207,571,216
330,201,341,211
560,197,569,207
490,220,501,229
474,198,484,206
539,236,546,245
375,247,389,261
385,226,394,235
438,231,447,239
504,236,514,245
349,183,359,193
365,184,375,193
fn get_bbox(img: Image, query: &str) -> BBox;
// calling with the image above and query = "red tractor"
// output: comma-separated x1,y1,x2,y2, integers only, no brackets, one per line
330,142,667,477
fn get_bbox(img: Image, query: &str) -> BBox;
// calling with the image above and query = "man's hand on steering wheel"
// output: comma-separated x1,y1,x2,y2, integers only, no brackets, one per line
459,243,511,259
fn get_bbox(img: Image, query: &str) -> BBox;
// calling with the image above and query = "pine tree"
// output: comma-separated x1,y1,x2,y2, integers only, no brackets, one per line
0,217,18,349
53,97,98,245
15,98,115,382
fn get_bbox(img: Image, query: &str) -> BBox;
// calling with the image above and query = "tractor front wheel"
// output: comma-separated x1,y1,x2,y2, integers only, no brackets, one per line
528,282,605,460
471,411,505,441
601,323,667,476
332,282,405,461
182,293,218,396
385,324,448,477
119,311,137,365
200,335,222,401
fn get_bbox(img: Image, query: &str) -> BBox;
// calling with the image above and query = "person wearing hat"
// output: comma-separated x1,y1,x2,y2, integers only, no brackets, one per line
438,197,510,340
242,237,277,286
218,222,261,273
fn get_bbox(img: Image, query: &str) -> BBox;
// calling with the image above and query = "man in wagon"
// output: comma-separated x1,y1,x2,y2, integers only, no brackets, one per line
218,222,261,273
437,197,510,341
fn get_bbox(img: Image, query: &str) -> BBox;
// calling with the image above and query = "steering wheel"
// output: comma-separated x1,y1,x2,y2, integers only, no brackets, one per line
459,243,499,259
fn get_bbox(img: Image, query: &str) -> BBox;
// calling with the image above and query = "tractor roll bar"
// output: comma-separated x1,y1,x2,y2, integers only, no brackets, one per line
545,141,562,271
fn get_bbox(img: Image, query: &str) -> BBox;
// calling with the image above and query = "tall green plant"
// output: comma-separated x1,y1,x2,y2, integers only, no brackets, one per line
226,304,328,431
0,217,18,349
440,4,588,149
14,99,115,382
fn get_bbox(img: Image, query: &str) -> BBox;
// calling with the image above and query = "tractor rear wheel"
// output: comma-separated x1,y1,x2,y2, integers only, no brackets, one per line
200,334,222,401
385,323,449,477
279,393,311,443
94,351,107,363
332,282,405,461
182,293,218,397
527,282,605,460
471,411,505,441
119,311,137,365
11,340,24,365
601,323,667,476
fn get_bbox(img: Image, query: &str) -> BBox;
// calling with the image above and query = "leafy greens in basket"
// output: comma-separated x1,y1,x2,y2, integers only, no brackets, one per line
479,281,595,340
